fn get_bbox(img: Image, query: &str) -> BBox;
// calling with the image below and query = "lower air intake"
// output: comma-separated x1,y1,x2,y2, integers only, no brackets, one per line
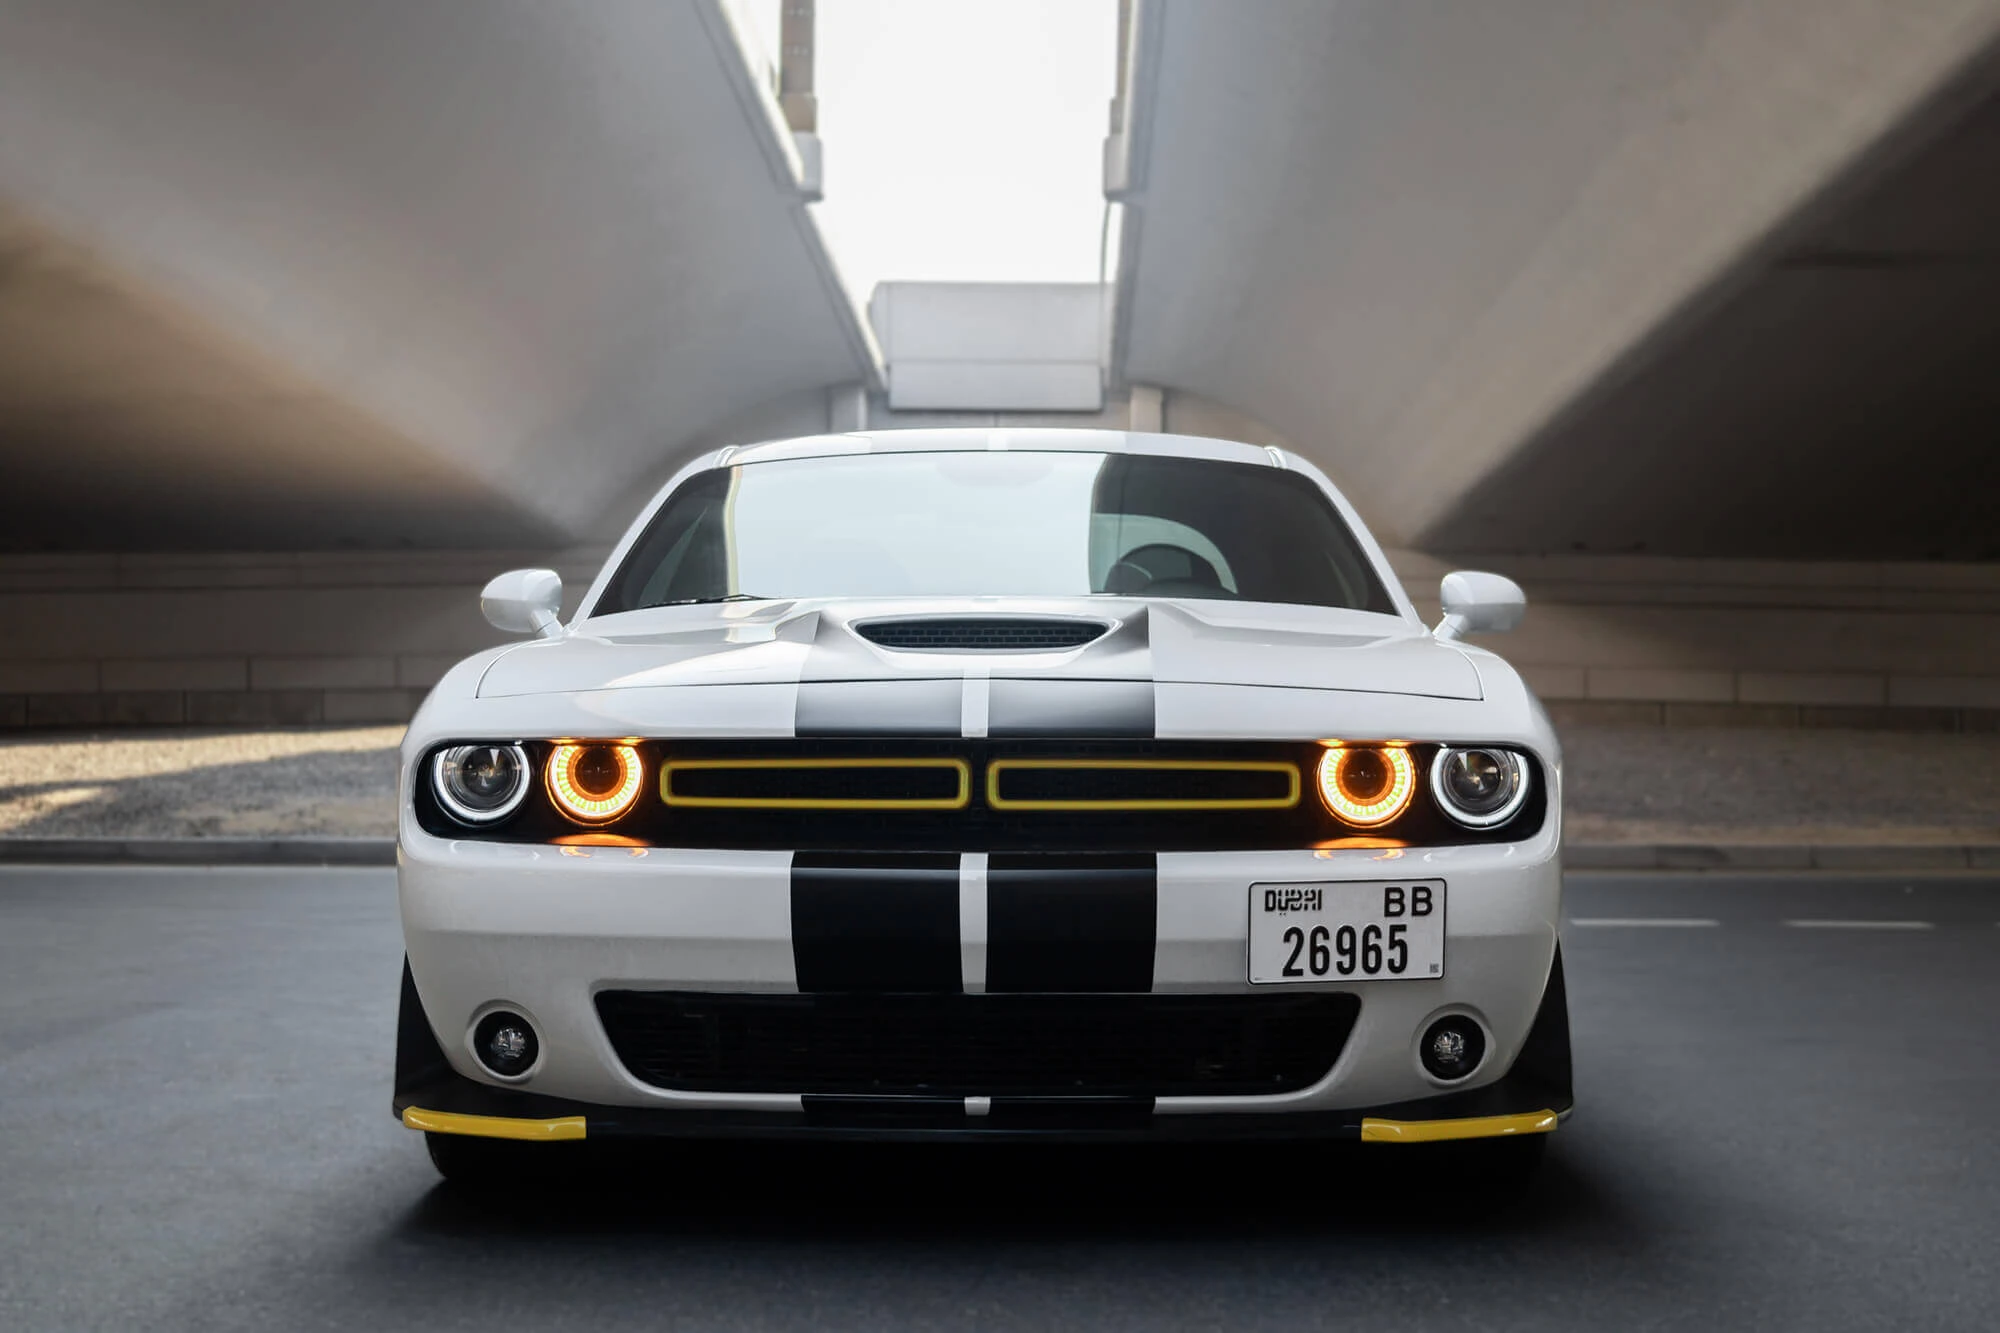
595,991,1358,1097
856,618,1107,652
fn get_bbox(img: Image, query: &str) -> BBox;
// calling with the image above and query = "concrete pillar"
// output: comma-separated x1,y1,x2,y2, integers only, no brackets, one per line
1127,384,1164,432
778,0,817,133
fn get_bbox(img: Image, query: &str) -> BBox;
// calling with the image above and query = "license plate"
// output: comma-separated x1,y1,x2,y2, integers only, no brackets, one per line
1248,880,1445,983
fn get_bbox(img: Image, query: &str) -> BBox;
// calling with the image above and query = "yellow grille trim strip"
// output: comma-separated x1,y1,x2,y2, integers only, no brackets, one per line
1359,1110,1558,1143
985,758,1302,811
660,757,973,810
401,1107,588,1141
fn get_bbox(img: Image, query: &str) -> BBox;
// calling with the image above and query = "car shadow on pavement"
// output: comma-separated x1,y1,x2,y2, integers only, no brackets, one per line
385,1137,1630,1247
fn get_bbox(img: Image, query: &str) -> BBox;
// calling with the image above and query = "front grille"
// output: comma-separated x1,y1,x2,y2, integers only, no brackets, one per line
986,758,1300,810
857,617,1107,652
663,757,971,809
595,991,1359,1097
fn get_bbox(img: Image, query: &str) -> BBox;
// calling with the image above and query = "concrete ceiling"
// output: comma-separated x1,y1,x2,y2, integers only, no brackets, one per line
1111,0,2000,559
1434,66,2000,560
0,0,877,551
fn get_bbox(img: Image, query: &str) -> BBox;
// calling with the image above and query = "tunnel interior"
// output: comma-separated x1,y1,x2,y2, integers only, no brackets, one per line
1429,81,2000,561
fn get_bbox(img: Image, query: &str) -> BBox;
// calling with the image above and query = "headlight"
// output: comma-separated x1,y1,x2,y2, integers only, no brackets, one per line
1316,744,1416,827
1430,747,1530,827
431,744,530,825
547,742,644,824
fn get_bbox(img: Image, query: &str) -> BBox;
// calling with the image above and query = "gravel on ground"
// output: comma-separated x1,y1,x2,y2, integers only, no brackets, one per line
0,728,399,839
0,724,1993,844
1561,726,2000,845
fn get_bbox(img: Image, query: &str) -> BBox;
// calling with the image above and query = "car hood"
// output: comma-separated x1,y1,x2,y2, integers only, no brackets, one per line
474,598,1483,701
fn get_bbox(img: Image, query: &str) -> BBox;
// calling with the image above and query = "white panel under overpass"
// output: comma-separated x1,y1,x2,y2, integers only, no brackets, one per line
869,282,1106,412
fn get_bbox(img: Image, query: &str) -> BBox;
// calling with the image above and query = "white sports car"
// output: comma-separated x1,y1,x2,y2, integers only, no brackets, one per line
394,428,1569,1181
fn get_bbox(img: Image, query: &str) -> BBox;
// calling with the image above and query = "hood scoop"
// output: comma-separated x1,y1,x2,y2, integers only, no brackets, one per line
855,617,1109,652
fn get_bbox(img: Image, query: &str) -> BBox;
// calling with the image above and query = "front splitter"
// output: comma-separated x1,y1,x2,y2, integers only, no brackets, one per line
396,1065,1569,1146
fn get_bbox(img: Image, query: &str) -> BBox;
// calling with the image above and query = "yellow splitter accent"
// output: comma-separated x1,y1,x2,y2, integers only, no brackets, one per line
1359,1109,1558,1143
986,758,1301,811
400,1107,1555,1143
660,756,972,810
402,1107,588,1141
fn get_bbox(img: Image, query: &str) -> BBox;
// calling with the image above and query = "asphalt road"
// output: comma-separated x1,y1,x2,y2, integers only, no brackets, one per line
2,866,1996,1332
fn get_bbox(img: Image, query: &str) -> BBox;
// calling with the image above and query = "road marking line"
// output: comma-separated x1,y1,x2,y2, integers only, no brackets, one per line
1784,919,1934,931
1569,918,1719,928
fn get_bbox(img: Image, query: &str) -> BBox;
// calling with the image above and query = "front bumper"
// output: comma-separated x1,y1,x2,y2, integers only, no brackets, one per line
396,956,1571,1144
396,832,1568,1140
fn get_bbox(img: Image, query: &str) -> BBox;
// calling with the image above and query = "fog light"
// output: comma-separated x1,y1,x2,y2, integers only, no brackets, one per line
472,1010,539,1079
1419,1015,1485,1081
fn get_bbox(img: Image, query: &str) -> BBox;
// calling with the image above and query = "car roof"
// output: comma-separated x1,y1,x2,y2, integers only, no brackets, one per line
723,427,1283,470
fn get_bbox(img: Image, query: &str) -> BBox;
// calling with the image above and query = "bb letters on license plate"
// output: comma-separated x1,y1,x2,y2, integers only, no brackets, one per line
1247,879,1446,983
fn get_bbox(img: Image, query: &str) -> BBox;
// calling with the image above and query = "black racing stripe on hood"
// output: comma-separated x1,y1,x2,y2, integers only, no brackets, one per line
984,679,1155,738
984,853,1157,993
984,604,1156,738
791,853,961,992
794,604,1156,739
795,609,963,735
795,679,962,736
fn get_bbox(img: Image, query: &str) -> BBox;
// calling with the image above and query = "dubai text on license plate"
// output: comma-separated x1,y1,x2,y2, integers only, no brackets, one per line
1247,880,1446,983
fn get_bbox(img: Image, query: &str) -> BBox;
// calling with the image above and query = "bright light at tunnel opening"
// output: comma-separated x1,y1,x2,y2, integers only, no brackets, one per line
546,743,643,824
1316,745,1416,828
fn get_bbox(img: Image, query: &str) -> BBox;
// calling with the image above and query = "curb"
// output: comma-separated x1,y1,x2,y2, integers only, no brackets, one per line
0,838,1994,872
1563,843,2000,872
0,838,395,866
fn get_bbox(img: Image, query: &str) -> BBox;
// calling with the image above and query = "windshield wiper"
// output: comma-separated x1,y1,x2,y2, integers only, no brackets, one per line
646,593,774,607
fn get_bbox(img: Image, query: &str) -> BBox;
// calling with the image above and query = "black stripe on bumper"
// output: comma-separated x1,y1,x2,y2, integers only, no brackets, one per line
801,1096,1156,1131
791,852,962,992
985,853,1157,992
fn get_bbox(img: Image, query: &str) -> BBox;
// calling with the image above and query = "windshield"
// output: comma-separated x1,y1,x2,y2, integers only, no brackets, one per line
594,451,1397,615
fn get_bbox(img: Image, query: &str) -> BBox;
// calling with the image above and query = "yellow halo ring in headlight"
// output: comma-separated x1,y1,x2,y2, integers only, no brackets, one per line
1316,744,1416,828
546,743,643,824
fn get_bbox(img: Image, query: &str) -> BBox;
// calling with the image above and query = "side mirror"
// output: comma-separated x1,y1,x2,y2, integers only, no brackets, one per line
481,568,566,639
1433,571,1525,641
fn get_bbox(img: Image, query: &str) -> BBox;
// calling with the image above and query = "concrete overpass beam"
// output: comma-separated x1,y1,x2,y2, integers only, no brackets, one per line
1110,0,2000,552
0,0,878,552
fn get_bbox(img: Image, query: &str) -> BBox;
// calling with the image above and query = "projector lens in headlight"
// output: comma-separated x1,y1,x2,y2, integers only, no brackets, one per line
431,744,530,825
1431,747,1529,827
547,742,643,824
1316,745,1416,827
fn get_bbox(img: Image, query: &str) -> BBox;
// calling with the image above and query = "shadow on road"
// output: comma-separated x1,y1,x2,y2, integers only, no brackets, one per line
387,1138,1629,1247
